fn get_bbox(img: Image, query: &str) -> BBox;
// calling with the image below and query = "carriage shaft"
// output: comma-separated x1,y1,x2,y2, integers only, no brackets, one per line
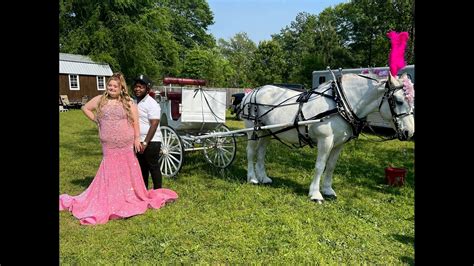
191,119,325,140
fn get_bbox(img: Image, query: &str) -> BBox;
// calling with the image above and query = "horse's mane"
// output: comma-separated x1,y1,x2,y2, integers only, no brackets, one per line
357,73,388,82
341,73,387,84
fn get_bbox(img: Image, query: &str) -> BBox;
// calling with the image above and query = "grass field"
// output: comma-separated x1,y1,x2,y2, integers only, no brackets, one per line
60,110,414,264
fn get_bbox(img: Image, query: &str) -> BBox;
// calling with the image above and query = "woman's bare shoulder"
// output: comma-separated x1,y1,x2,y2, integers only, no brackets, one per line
92,95,103,101
87,95,103,104
83,95,103,110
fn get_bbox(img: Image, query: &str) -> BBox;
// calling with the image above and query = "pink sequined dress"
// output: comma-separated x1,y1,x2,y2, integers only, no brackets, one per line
59,103,178,225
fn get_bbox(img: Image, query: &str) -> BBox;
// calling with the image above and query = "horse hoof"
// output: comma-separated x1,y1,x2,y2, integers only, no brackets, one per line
249,178,259,184
311,199,324,204
322,194,337,200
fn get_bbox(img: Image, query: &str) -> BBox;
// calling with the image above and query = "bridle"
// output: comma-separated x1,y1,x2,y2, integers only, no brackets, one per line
378,80,414,140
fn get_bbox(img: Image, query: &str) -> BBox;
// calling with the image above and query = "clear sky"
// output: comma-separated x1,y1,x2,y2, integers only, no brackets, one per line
207,0,348,44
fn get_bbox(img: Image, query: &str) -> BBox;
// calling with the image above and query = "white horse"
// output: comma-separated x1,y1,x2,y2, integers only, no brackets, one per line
240,73,414,202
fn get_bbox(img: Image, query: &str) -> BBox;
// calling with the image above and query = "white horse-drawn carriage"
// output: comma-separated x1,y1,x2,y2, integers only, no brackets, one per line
156,77,238,177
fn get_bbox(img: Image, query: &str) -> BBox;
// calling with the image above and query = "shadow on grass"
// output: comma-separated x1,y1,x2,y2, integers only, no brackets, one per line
179,142,312,196
193,165,310,197
70,176,94,188
170,133,413,198
393,234,414,245
180,151,247,183
400,256,414,265
262,138,413,197
265,176,308,195
393,234,414,266
327,138,414,192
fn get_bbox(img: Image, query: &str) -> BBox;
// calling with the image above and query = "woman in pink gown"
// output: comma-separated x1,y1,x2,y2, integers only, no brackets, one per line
60,73,178,225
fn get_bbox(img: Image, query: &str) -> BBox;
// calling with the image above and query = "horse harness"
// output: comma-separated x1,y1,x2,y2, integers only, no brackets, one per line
240,77,370,148
241,73,414,146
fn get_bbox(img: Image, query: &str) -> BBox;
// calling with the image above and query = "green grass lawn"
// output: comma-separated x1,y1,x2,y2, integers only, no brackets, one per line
60,110,414,264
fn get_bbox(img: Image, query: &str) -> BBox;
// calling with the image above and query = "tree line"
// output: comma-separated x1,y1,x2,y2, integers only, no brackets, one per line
60,0,414,89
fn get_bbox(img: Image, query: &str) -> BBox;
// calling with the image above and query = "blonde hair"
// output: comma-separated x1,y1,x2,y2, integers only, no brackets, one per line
96,72,134,124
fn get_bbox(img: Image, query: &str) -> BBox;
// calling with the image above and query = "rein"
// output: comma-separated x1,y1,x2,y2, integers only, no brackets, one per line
363,123,398,142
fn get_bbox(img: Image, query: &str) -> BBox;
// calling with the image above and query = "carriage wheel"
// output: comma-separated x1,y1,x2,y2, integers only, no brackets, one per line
159,126,184,178
203,124,237,168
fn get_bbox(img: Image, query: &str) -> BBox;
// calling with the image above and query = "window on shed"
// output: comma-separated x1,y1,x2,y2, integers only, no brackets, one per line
69,74,80,90
318,76,326,85
97,76,105,90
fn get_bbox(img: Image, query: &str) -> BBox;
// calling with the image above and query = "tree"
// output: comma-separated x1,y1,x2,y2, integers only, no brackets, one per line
273,12,318,84
159,0,215,50
332,0,415,67
249,40,285,86
273,11,354,87
217,32,256,87
59,0,181,83
389,0,415,63
181,47,234,87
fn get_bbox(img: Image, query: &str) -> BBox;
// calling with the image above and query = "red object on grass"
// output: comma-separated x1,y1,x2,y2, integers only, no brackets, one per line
385,167,407,186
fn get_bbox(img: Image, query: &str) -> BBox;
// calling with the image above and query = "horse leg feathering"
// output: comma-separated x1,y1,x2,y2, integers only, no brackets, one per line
255,136,272,184
246,138,259,184
321,144,344,198
309,136,334,202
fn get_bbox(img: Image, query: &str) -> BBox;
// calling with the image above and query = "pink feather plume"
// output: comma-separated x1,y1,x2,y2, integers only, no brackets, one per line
387,31,409,76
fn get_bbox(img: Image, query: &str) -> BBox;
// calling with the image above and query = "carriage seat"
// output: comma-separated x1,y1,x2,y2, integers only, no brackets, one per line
160,91,182,120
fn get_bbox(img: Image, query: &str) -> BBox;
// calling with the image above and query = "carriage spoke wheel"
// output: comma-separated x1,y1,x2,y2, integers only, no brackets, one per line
159,126,184,178
203,124,237,168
